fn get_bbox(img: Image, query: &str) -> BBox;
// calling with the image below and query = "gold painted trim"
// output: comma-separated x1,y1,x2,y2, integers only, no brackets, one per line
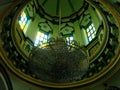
85,0,109,62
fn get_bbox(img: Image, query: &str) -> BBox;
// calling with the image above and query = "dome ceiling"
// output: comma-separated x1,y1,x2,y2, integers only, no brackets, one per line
38,0,84,18
0,0,120,89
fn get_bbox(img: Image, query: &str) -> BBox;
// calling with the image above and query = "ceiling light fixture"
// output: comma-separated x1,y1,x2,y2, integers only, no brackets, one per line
28,3,89,83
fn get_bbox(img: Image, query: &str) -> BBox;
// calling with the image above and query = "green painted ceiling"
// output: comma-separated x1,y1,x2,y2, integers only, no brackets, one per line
38,0,84,17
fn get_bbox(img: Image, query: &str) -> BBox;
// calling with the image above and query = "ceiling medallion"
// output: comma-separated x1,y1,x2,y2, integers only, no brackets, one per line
29,37,89,82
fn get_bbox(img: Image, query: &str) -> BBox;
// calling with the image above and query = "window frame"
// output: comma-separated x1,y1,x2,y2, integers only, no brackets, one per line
85,22,96,42
18,9,31,34
34,31,49,47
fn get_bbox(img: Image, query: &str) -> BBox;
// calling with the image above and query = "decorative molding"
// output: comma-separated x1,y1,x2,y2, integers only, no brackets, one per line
60,24,74,36
38,21,53,33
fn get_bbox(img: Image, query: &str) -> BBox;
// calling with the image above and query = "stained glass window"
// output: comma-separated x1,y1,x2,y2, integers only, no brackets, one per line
86,23,96,42
34,31,48,47
19,10,31,34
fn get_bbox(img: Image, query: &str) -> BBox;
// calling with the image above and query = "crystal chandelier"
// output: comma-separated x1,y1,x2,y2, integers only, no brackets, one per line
29,37,89,82
28,5,89,83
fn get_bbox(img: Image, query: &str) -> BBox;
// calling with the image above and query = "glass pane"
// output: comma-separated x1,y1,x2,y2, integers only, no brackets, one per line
88,32,90,36
93,27,95,31
92,34,95,38
91,23,94,27
90,30,93,34
87,28,89,32
70,36,73,41
89,37,92,41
